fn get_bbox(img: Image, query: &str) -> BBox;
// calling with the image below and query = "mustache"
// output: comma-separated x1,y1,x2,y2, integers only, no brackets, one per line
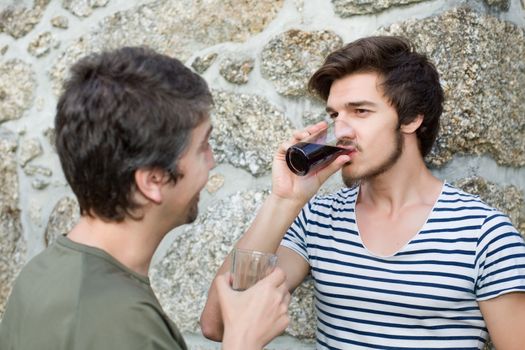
336,138,361,151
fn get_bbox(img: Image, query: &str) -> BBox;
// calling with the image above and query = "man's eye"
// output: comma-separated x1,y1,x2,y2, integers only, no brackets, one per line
355,109,369,115
329,112,338,119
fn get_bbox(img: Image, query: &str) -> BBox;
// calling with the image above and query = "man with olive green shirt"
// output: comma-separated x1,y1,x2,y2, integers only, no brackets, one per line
0,46,290,350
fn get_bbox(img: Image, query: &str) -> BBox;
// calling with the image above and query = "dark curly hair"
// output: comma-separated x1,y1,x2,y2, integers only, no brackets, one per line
308,36,444,157
55,46,212,221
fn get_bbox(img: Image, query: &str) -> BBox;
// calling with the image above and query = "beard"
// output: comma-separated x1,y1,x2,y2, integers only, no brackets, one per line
185,193,200,224
342,128,403,187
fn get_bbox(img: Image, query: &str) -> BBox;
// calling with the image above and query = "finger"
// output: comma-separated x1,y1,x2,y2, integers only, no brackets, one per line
278,139,295,154
215,273,231,297
306,121,328,135
292,129,310,141
315,154,351,183
262,267,286,287
283,291,292,306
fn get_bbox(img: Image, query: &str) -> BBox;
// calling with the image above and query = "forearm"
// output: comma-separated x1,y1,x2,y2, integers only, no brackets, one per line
200,193,304,341
237,193,304,252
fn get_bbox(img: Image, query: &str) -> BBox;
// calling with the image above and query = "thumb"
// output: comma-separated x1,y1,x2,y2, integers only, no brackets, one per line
259,267,286,287
316,154,351,183
215,273,232,298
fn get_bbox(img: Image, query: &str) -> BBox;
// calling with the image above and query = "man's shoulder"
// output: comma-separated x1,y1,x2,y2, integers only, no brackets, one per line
440,182,496,212
312,185,358,207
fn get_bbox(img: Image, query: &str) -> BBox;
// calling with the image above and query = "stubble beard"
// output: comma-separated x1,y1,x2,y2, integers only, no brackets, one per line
342,129,403,188
185,194,200,224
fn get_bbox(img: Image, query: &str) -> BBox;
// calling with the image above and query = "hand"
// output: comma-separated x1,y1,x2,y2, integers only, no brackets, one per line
272,121,351,204
217,268,291,350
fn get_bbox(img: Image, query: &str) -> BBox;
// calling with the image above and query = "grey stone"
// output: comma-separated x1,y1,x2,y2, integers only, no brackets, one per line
27,31,58,57
0,0,50,38
50,0,284,94
191,53,218,74
0,128,25,315
43,127,55,148
302,108,329,127
453,177,524,237
377,7,525,167
23,164,53,177
19,138,43,166
44,197,80,246
210,90,293,176
261,29,343,96
62,0,110,17
51,15,69,29
219,57,254,85
0,59,36,123
287,277,316,339
0,45,7,55
150,189,316,338
332,0,428,16
31,178,50,190
484,0,510,10
205,173,225,194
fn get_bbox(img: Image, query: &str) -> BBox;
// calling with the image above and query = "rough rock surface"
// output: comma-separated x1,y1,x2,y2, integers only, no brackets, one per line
62,0,110,17
50,0,284,94
27,31,58,57
191,53,218,74
44,197,80,246
261,29,343,96
0,60,36,123
210,90,293,176
332,0,428,16
0,0,50,38
378,8,525,167
0,128,25,315
453,177,525,236
150,190,317,337
219,57,254,85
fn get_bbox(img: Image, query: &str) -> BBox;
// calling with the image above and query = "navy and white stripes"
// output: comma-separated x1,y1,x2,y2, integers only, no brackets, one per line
281,183,525,349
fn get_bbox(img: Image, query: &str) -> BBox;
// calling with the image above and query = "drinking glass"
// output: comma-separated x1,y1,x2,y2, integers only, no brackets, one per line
286,120,354,176
231,248,277,291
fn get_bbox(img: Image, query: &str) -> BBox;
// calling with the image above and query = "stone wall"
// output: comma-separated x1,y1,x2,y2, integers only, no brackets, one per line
0,0,524,349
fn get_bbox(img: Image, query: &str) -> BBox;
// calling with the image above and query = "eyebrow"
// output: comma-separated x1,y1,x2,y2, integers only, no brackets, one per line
201,125,213,145
326,100,378,112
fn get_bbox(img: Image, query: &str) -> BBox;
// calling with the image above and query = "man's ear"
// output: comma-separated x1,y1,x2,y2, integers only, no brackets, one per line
134,168,167,204
400,114,424,134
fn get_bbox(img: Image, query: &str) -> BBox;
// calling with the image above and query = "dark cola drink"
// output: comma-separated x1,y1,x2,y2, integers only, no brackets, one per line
286,142,348,176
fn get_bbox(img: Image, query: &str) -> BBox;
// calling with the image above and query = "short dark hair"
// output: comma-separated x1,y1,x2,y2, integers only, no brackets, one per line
55,46,213,221
308,36,444,157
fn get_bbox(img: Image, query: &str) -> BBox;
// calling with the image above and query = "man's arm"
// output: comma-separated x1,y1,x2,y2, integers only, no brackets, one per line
200,123,351,342
479,292,525,350
199,194,310,341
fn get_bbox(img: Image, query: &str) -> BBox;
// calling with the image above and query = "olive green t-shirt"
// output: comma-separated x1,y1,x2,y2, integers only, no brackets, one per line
0,235,187,350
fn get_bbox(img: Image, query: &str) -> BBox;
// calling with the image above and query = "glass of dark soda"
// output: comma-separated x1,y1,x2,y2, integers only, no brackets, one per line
286,120,353,176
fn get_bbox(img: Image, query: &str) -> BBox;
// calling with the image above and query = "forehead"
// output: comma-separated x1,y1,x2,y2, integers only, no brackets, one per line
327,72,385,105
188,118,212,144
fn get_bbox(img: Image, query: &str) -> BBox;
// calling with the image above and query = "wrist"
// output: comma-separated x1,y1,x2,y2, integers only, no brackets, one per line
222,329,261,350
267,192,307,212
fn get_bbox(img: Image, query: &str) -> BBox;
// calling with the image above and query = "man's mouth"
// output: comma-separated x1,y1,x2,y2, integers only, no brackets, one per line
337,140,358,153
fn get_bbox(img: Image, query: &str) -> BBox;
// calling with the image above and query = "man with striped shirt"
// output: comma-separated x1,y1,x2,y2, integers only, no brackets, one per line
201,36,525,349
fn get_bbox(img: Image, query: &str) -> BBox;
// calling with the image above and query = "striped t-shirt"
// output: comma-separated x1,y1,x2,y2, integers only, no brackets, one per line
281,182,525,350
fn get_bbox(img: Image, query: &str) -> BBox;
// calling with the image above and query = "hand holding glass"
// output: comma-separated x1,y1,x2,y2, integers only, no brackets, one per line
286,120,354,176
231,248,277,291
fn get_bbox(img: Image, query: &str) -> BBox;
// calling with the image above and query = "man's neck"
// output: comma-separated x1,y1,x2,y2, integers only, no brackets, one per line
67,215,165,276
358,145,443,215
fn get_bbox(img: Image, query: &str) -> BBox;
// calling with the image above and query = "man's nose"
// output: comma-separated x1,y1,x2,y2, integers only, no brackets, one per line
208,150,216,170
334,119,356,139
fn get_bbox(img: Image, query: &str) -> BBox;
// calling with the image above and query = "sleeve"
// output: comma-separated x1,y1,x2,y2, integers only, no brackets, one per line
80,300,187,350
280,200,312,263
474,210,525,301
